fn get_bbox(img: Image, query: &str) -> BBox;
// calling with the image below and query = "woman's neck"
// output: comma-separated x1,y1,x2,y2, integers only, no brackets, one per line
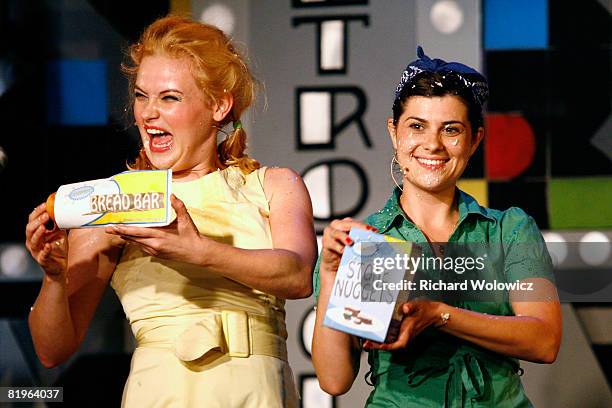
172,157,224,182
171,137,226,182
399,183,459,242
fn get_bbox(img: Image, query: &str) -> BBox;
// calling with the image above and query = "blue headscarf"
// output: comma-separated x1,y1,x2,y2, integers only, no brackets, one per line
394,46,489,107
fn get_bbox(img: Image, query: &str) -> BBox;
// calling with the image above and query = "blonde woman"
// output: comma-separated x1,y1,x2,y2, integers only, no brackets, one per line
25,16,316,407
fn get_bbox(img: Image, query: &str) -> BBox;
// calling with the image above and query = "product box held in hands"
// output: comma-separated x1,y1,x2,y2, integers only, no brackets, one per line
323,228,421,343
48,169,173,229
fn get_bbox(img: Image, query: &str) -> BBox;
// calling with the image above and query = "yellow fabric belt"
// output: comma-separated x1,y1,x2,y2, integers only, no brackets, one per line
135,311,288,362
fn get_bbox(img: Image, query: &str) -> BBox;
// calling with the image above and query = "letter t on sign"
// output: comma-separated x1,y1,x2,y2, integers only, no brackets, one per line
292,15,369,75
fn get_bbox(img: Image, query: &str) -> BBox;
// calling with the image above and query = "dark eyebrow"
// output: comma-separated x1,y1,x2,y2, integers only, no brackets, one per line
405,116,428,122
442,120,465,126
404,117,466,126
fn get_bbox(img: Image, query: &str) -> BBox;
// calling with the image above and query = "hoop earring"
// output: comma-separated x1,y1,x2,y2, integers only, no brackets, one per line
390,151,403,192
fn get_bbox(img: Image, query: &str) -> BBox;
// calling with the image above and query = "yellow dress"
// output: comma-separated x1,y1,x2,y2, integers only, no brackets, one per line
111,166,299,408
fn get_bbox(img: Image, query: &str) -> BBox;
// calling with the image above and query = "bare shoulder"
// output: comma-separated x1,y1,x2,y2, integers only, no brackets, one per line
263,167,303,187
262,167,308,203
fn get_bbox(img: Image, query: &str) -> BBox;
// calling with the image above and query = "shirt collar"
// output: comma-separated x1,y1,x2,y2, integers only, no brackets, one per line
368,187,495,234
457,189,496,224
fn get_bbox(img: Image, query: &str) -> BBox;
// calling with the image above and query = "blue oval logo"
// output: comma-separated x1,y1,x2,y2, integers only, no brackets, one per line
69,185,95,200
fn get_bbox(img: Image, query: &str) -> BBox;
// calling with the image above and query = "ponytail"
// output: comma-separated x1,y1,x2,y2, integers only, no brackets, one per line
217,122,260,174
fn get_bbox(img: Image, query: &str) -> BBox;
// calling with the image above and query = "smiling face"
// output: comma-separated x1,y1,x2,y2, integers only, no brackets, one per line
133,54,231,173
388,95,483,194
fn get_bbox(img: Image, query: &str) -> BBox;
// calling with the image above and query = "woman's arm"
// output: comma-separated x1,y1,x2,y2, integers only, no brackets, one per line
27,205,123,367
366,279,562,364
312,265,362,395
107,168,317,299
367,208,562,363
311,219,374,395
437,279,562,363
204,167,317,298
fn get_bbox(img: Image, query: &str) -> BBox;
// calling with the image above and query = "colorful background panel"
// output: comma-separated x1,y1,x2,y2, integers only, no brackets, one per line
483,0,611,230
548,178,612,229
484,0,548,50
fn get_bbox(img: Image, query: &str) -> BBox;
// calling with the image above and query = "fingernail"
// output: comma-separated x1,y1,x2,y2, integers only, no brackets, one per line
345,237,353,245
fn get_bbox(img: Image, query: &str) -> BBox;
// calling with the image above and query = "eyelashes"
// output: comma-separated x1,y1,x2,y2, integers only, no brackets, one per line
443,126,460,134
133,93,182,102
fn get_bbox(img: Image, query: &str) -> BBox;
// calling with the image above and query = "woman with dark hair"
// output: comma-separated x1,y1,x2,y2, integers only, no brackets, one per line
312,47,561,407
25,16,315,407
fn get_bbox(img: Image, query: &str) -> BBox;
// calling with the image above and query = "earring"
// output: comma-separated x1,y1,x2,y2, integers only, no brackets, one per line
390,151,404,192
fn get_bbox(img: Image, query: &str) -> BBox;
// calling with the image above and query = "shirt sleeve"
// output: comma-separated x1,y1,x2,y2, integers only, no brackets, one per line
501,207,555,283
312,255,323,303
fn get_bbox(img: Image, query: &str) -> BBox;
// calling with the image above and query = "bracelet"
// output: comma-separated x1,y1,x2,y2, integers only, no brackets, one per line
435,312,450,328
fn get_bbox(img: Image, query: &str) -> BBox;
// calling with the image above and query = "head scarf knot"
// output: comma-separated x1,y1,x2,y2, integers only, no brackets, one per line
394,46,489,107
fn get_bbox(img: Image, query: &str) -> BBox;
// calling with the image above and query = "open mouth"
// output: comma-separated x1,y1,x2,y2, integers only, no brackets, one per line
145,127,173,153
415,157,448,170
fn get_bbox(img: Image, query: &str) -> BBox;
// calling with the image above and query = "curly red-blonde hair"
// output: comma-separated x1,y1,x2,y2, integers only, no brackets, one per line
123,15,260,174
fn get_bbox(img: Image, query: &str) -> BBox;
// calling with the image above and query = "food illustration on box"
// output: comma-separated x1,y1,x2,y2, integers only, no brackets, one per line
47,169,173,229
324,228,421,343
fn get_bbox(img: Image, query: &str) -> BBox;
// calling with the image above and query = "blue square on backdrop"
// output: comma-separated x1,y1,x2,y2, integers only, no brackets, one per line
484,0,548,50
46,60,108,125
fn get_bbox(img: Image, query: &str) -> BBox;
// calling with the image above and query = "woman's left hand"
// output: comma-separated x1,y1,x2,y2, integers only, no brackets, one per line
363,299,441,351
105,194,204,263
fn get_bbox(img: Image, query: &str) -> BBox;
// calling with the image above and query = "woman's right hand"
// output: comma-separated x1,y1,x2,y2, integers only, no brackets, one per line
25,202,68,276
320,217,377,276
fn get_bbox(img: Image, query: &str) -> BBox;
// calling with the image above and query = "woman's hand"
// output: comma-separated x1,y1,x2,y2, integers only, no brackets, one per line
106,194,204,263
363,299,441,351
25,203,68,276
320,218,377,276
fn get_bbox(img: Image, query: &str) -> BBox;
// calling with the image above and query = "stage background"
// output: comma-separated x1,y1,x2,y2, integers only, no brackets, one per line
0,1,610,407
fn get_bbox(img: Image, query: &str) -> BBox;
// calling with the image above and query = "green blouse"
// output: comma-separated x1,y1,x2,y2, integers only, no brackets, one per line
313,188,555,408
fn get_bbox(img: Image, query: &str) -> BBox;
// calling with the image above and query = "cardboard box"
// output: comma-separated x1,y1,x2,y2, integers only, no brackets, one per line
323,228,421,343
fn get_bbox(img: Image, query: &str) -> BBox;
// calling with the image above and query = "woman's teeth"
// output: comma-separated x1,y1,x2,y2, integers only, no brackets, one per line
417,158,446,166
152,137,172,148
147,129,173,151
